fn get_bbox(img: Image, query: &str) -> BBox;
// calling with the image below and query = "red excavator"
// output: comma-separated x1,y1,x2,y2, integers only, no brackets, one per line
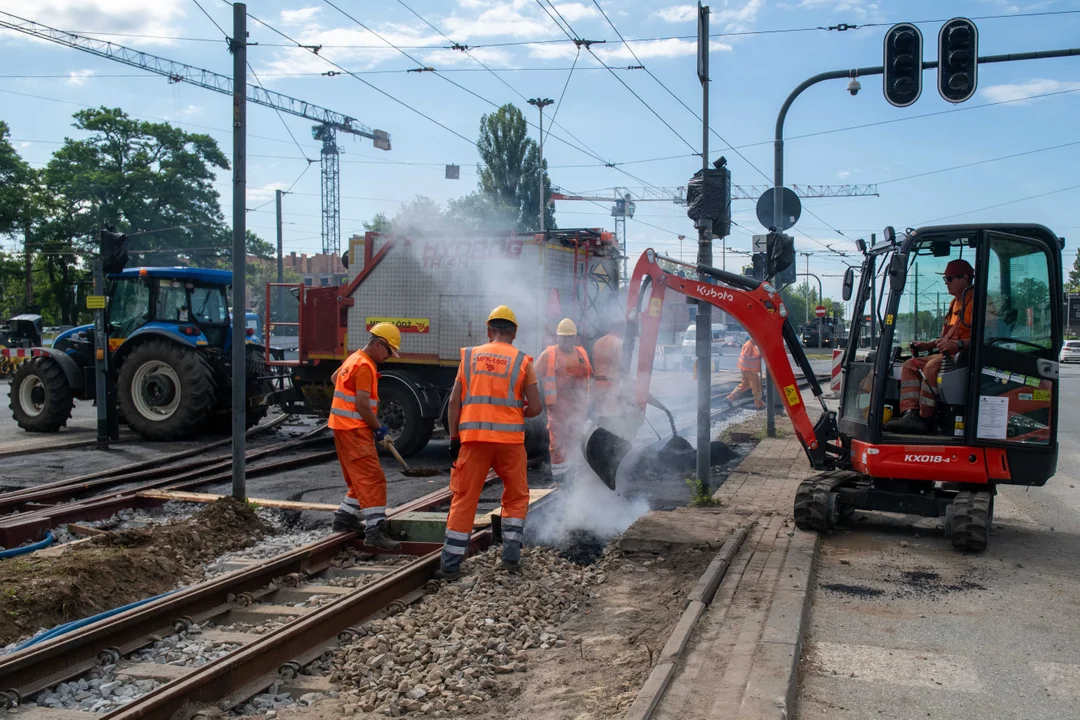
585,224,1064,551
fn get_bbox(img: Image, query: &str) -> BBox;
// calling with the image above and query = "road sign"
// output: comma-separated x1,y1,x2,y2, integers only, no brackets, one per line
815,305,827,318
697,2,709,85
755,187,801,231
86,295,106,309
752,234,769,252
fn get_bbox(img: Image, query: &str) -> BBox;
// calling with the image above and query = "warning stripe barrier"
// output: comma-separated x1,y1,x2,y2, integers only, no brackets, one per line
0,348,45,358
830,349,843,393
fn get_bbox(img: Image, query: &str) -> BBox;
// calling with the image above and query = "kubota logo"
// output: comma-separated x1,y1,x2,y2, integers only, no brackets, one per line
903,454,951,463
698,287,735,304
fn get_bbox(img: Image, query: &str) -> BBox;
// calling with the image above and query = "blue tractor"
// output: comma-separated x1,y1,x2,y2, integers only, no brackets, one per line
8,267,271,440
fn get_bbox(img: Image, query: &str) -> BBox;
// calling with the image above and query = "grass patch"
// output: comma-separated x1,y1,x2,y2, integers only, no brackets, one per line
685,476,721,507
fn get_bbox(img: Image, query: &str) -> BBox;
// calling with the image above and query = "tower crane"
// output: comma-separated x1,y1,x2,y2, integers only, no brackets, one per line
0,11,390,259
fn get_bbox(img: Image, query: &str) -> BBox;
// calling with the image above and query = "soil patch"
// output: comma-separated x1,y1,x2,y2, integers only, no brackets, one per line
0,498,269,646
821,583,885,598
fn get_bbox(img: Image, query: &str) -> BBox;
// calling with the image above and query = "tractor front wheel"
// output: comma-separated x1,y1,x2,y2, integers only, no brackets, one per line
118,340,216,440
9,357,74,433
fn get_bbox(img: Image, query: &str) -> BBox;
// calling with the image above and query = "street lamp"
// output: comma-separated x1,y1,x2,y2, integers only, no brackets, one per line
527,98,554,233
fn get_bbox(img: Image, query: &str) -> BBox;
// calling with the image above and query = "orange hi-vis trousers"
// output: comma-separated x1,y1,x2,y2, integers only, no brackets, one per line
333,429,388,524
441,441,529,571
726,371,764,408
899,355,943,418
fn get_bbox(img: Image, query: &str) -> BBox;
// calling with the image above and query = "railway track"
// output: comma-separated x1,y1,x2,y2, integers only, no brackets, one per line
0,417,336,548
0,479,555,720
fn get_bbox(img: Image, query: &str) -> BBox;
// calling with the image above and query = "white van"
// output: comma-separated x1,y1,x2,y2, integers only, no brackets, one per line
682,323,727,369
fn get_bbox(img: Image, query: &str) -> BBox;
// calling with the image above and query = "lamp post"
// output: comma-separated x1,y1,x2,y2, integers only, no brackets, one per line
527,98,554,232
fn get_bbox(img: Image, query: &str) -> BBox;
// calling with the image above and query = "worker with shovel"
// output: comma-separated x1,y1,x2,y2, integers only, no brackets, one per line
537,318,593,483
591,315,624,418
329,323,402,550
725,338,765,410
437,306,543,579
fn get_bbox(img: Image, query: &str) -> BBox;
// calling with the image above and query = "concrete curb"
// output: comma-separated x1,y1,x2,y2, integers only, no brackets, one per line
736,527,822,720
685,526,749,608
622,526,750,720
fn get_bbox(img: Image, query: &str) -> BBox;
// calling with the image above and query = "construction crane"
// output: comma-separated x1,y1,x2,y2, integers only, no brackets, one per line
550,184,879,272
0,11,390,259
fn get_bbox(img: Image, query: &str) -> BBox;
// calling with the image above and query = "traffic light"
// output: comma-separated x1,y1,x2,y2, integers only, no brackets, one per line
938,18,978,104
883,23,923,108
747,254,765,282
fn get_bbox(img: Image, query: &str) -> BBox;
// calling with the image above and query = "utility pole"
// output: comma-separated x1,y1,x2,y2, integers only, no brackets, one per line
695,3,712,488
275,189,284,326
527,98,553,233
231,3,247,501
800,252,812,324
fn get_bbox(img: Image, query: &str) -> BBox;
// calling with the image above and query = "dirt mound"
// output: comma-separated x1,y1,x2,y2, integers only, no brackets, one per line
0,498,270,646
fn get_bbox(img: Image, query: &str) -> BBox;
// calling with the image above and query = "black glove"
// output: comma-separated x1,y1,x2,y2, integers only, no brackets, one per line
450,438,461,462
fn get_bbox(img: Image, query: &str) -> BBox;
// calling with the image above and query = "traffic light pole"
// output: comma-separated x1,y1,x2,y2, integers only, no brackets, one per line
695,7,712,490
769,44,1080,437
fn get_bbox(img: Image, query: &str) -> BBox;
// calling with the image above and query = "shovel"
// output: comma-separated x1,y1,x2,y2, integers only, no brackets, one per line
380,438,443,478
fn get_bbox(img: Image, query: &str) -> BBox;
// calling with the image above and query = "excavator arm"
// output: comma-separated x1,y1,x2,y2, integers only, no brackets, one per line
623,249,836,468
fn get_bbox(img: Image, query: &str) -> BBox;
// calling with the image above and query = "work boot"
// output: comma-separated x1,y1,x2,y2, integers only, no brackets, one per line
501,558,522,574
433,565,462,581
754,399,766,410
331,510,364,533
364,519,401,550
885,409,928,434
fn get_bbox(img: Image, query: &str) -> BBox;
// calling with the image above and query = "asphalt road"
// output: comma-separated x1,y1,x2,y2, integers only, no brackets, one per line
798,363,1080,720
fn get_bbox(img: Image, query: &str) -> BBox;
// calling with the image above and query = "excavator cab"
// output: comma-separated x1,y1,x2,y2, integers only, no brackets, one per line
823,224,1063,549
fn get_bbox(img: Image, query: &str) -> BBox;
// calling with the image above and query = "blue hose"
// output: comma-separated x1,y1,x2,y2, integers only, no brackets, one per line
12,589,182,653
0,532,54,559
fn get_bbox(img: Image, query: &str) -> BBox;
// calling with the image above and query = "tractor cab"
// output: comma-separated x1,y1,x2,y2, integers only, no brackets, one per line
839,224,1063,488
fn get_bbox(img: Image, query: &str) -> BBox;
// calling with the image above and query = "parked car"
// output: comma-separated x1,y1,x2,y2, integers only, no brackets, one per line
1061,340,1080,363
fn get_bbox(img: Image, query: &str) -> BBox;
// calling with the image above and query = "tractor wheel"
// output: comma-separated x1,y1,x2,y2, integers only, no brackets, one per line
378,382,432,457
8,357,74,433
245,346,272,429
118,339,216,440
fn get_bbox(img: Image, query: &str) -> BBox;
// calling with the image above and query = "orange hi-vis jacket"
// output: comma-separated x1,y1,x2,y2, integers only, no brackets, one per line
328,349,379,431
591,333,622,381
540,345,592,406
942,286,975,341
737,340,762,374
458,342,532,444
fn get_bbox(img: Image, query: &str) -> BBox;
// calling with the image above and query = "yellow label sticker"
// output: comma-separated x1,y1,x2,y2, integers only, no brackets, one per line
783,384,800,406
86,295,106,309
648,298,662,317
886,314,894,325
1033,389,1051,401
366,317,430,334
108,338,123,352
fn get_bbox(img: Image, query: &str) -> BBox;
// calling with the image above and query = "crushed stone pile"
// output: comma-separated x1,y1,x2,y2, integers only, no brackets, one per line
329,546,608,717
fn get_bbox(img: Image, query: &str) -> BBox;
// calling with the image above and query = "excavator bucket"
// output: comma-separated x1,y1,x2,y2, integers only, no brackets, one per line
582,421,631,491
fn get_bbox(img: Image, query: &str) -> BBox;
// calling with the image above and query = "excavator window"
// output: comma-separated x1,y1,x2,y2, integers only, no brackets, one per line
982,235,1053,355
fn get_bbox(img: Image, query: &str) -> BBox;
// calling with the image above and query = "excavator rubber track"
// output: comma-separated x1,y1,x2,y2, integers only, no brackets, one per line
945,489,993,552
793,471,860,531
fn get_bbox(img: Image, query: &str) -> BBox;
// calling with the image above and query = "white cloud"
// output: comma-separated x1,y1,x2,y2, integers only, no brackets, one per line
258,24,443,75
67,69,95,86
551,2,599,23
0,0,187,46
795,0,884,21
18,142,31,149
423,46,514,67
836,170,851,179
981,78,1080,104
593,37,732,62
280,7,321,24
714,0,764,32
654,5,697,23
247,183,289,204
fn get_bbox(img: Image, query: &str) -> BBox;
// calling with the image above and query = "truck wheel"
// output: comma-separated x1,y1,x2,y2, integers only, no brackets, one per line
118,340,216,440
245,346,272,428
9,357,74,432
378,382,432,457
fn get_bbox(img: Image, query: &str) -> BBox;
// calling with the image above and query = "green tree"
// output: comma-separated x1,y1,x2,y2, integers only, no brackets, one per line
1067,248,1080,291
392,195,448,236
363,212,393,234
0,120,32,236
245,230,274,260
446,192,519,234
43,107,230,267
476,104,554,232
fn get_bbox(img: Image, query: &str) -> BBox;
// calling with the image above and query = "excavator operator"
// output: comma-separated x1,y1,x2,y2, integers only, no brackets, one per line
886,258,975,434
538,318,593,483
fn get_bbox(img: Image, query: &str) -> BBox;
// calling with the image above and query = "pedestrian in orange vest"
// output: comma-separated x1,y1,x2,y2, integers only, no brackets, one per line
537,318,592,483
725,338,765,409
591,316,624,417
437,305,543,579
329,323,403,550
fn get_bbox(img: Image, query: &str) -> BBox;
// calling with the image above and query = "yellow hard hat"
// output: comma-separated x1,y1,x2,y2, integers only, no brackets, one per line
556,318,578,336
369,322,401,356
487,305,518,326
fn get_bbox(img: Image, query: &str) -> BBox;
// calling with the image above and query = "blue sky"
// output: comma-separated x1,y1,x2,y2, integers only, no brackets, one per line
1,0,1078,303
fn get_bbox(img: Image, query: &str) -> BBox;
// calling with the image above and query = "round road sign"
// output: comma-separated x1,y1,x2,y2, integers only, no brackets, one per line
815,305,827,318
756,187,802,231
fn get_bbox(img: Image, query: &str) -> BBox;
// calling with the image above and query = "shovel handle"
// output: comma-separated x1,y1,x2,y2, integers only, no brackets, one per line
383,439,410,471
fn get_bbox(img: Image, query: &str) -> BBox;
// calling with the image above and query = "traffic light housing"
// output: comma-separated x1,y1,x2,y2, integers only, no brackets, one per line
686,157,732,238
747,254,765,282
938,18,978,104
883,23,923,108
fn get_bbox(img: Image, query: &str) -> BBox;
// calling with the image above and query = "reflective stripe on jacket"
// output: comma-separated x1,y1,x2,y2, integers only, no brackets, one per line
737,340,762,373
540,345,592,406
328,349,379,431
942,286,975,341
458,342,531,444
